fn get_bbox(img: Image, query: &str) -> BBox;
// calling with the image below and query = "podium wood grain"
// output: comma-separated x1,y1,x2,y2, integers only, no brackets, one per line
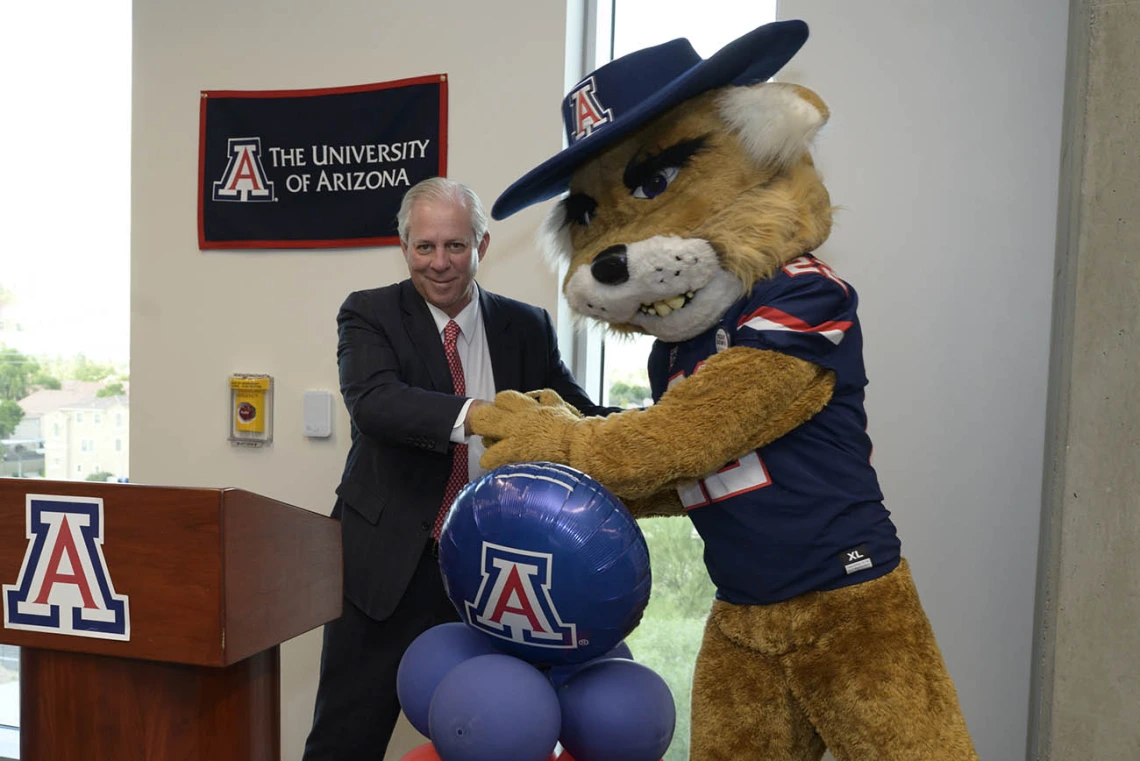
21,646,279,761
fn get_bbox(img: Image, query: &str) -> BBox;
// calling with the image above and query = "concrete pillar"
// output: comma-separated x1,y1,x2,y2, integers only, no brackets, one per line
1033,0,1140,758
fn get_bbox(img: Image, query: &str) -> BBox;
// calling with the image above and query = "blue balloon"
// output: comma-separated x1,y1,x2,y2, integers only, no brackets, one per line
558,659,675,761
439,462,651,667
547,640,633,689
429,653,561,761
396,622,504,737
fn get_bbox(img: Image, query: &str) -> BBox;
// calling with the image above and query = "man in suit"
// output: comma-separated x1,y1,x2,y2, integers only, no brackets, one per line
302,177,611,760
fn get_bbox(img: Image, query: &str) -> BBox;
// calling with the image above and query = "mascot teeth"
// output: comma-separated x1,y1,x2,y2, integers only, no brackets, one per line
640,292,695,316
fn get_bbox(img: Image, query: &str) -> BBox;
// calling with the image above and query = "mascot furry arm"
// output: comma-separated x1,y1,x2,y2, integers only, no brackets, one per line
471,82,835,506
475,349,832,502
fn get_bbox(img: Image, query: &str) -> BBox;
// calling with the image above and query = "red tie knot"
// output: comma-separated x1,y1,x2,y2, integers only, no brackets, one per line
444,320,461,348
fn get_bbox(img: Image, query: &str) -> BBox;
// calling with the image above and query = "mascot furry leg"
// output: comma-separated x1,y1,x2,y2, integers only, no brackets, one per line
694,561,976,760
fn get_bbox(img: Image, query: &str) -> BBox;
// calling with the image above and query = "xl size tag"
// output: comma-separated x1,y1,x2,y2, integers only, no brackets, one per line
840,544,873,575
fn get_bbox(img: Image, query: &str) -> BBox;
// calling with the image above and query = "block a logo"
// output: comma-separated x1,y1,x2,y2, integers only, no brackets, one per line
569,77,613,141
212,136,276,202
465,542,576,649
3,494,131,641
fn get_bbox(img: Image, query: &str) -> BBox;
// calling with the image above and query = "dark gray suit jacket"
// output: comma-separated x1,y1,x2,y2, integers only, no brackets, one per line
333,279,610,621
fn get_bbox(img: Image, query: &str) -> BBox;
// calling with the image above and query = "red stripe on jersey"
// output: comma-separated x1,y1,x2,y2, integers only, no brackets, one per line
737,306,852,337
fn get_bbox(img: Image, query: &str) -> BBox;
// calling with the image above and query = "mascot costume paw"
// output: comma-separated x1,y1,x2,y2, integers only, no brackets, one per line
472,20,979,761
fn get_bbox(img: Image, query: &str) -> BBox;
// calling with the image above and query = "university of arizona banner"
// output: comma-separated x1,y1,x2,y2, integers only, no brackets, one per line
198,75,448,249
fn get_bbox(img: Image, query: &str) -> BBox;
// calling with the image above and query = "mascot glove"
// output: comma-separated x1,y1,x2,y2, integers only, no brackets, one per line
523,388,584,417
472,390,581,468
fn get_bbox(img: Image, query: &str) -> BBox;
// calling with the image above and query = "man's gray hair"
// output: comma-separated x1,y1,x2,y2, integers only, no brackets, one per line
396,177,489,244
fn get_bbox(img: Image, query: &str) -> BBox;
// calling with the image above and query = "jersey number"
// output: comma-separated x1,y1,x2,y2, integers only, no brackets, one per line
677,450,771,509
666,368,772,510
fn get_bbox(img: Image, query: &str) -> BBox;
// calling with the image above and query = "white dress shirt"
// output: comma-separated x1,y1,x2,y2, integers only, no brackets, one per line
423,283,496,483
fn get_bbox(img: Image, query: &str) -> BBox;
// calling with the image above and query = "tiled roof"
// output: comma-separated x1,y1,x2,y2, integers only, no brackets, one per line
64,395,130,411
16,381,105,417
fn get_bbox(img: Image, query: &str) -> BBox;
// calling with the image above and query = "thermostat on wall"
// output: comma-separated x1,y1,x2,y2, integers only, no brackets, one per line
303,390,333,438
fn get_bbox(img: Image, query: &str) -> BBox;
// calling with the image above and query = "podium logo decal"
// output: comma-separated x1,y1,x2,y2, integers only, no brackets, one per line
465,542,576,649
3,494,130,641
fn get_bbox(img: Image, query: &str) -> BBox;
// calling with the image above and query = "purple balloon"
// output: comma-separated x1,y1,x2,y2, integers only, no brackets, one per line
546,640,633,689
397,623,503,737
558,659,675,761
429,654,561,761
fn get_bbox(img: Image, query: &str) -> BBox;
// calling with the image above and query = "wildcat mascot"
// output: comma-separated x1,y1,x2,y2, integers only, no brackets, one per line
471,20,979,761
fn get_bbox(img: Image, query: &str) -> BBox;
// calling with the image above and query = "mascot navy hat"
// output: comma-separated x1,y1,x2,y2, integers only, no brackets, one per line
491,19,809,221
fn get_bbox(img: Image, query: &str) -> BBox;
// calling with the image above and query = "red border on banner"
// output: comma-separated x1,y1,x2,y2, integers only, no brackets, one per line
197,74,449,250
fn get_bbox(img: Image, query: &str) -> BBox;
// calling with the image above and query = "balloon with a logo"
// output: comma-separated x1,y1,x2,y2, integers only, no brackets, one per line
437,462,652,668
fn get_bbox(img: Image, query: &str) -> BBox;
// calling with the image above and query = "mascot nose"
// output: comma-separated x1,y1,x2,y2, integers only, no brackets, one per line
591,245,629,285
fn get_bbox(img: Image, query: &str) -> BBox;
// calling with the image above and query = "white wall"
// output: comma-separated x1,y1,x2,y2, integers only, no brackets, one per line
778,2,1069,759
130,1,573,758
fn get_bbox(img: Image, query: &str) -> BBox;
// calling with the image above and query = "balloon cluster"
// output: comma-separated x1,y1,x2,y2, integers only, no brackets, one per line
396,623,673,761
396,462,675,761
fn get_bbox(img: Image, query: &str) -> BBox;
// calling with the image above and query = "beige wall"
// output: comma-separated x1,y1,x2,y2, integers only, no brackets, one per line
130,1,574,758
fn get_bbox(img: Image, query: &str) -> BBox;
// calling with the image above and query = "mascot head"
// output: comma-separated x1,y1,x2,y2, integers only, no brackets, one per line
493,20,833,343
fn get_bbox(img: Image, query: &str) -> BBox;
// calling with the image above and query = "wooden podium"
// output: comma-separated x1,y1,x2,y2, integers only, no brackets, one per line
0,479,342,761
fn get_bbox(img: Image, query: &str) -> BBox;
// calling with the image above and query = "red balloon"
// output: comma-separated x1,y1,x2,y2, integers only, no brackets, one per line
400,739,557,761
399,742,442,761
555,754,661,761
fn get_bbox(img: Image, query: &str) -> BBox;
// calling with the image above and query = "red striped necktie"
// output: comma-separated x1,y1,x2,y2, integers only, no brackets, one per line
433,320,467,540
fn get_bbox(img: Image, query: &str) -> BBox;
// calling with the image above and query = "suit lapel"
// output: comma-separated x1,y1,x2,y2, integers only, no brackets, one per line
400,280,454,393
480,288,520,392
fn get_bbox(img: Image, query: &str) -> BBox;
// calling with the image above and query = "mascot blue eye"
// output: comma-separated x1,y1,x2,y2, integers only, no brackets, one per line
632,167,680,199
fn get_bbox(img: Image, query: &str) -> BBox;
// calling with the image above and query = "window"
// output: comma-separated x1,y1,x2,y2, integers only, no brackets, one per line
115,439,122,452
0,3,131,754
578,4,778,759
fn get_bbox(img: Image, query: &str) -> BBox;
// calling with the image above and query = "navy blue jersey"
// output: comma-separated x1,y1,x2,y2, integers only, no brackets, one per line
648,255,901,605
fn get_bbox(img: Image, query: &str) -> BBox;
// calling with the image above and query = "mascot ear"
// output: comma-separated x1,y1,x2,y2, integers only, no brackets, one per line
717,82,829,169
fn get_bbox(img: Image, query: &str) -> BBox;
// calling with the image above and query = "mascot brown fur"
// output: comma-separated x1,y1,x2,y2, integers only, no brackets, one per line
473,21,979,761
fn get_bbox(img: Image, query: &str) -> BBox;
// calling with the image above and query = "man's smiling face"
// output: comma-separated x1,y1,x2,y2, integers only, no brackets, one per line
402,197,489,318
